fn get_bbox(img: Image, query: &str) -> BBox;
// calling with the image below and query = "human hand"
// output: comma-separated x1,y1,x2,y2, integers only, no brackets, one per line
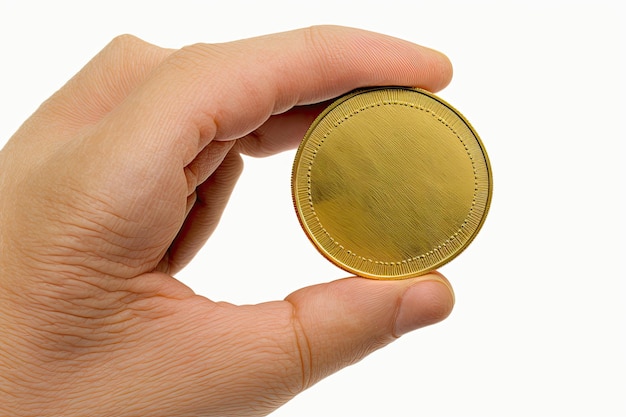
0,26,454,416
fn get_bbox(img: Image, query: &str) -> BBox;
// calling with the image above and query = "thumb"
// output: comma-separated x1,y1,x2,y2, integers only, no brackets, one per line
168,272,454,416
285,272,454,388
63,272,454,417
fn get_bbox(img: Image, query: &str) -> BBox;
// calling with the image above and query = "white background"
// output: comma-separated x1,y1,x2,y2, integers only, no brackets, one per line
1,1,624,416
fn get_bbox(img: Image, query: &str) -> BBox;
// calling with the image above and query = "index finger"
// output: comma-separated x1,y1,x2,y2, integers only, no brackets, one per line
102,25,453,166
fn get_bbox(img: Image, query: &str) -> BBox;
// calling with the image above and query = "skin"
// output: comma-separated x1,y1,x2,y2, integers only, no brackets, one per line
0,26,455,416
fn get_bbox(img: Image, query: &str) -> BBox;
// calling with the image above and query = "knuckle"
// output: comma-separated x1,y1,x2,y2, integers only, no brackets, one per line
105,33,146,53
167,42,230,72
100,34,164,66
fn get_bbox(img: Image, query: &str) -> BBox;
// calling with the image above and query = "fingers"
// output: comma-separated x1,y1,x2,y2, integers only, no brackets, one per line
234,102,330,157
159,146,243,274
101,25,453,165
9,26,453,175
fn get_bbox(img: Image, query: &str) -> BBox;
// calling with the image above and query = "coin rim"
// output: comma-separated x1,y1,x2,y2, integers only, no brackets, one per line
291,87,492,279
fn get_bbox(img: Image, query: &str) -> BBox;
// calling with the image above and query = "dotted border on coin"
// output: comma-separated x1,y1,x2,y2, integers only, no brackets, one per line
302,98,486,276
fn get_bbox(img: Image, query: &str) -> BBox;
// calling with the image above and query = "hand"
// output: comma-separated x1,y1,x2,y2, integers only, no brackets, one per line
0,26,454,416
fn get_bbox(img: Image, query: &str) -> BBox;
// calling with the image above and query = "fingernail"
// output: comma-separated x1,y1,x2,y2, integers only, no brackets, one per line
394,277,455,337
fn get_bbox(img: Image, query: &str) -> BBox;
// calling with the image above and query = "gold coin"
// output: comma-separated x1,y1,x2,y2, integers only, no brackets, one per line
292,87,492,279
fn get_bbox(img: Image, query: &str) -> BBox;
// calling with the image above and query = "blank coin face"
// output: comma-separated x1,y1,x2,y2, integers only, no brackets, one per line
292,87,492,279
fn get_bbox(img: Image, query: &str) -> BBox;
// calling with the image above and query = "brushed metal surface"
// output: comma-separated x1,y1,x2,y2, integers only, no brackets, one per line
292,87,492,279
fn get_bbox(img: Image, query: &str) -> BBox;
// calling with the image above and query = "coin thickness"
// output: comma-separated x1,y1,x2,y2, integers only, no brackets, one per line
292,87,492,279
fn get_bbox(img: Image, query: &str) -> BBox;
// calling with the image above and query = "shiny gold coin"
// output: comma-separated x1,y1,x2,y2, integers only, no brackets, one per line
292,87,492,279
